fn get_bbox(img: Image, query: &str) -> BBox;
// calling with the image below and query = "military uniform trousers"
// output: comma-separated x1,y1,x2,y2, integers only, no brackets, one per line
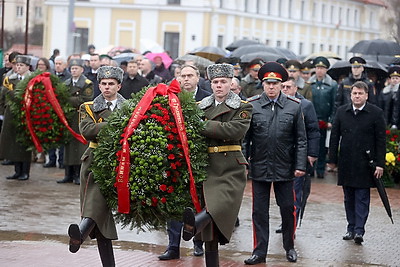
251,179,296,257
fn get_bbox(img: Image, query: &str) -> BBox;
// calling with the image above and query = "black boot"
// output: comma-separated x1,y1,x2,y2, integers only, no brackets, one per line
18,162,30,180
97,236,115,267
68,217,96,253
182,208,212,241
205,241,219,267
73,165,81,185
6,162,22,179
57,165,74,183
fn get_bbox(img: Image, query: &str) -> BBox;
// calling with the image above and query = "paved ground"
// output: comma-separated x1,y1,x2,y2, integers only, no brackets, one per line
0,162,399,266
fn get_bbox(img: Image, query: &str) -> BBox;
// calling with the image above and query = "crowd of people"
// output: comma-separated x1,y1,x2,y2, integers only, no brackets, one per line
0,44,396,266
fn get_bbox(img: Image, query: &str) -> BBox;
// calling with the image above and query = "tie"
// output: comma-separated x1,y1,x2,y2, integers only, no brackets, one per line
271,102,275,111
354,109,359,115
107,102,112,111
18,75,22,80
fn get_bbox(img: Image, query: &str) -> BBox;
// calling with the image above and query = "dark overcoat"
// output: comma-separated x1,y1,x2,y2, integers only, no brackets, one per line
198,91,252,244
328,103,386,188
0,72,32,162
63,75,93,165
78,93,126,240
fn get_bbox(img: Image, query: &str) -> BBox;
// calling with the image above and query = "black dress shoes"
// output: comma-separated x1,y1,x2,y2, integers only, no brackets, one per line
354,234,364,244
244,254,266,265
43,162,56,168
6,173,20,180
18,174,29,180
158,250,179,260
286,249,297,262
193,244,204,256
2,159,14,165
57,177,73,183
343,232,354,240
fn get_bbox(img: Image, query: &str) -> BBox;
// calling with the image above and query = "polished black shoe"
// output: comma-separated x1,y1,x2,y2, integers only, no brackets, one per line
68,224,82,253
6,173,20,180
59,163,65,169
275,224,282,233
235,217,240,227
317,173,324,179
43,162,56,168
57,177,73,183
354,234,364,244
73,177,80,185
244,254,266,265
158,250,179,260
193,244,204,256
18,174,29,181
286,249,297,262
2,159,14,165
343,232,354,240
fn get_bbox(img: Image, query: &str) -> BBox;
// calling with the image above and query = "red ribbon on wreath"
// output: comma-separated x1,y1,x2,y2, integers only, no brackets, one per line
115,79,202,214
24,72,87,153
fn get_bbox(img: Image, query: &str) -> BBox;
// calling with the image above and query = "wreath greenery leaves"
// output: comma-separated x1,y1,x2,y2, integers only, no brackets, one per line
91,87,208,231
8,70,74,151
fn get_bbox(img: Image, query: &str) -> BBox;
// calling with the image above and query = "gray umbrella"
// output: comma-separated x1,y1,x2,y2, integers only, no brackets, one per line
231,44,286,58
174,54,214,68
226,39,260,51
349,39,400,56
112,52,140,64
240,52,281,63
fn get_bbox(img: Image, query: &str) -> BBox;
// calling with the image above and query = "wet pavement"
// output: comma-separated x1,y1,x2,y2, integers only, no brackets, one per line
1,162,400,266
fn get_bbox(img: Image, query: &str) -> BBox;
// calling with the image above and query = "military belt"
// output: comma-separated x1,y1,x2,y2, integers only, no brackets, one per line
207,145,242,153
89,142,98,149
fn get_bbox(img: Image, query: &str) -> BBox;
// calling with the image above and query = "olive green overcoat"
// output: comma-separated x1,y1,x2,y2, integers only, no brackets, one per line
78,93,125,240
198,91,252,244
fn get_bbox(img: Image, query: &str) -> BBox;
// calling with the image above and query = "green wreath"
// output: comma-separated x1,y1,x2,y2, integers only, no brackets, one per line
8,70,75,151
91,87,208,231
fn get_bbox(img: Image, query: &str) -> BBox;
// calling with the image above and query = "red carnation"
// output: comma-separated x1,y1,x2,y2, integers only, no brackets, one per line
386,130,391,135
151,197,158,206
159,184,167,191
161,197,167,203
167,144,174,150
167,186,174,193
168,154,175,160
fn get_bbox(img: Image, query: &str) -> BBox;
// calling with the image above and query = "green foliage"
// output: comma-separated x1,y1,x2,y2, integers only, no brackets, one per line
91,87,208,231
8,70,74,151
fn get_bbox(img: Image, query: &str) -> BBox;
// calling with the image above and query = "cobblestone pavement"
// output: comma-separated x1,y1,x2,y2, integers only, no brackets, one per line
0,163,399,266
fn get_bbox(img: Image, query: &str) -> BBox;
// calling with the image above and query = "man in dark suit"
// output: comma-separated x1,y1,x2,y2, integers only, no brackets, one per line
158,64,209,261
119,60,149,99
328,81,385,245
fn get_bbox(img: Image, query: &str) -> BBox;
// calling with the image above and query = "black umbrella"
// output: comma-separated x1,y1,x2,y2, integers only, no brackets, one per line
230,44,285,58
226,39,260,51
240,51,280,63
349,39,400,56
365,60,388,80
366,150,394,224
299,175,311,227
191,46,227,62
275,47,298,60
327,61,351,81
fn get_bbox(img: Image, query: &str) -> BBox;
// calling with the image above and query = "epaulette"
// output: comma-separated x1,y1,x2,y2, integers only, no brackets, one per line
83,101,94,106
240,100,248,104
246,95,261,102
196,101,201,105
85,79,92,84
287,95,301,103
3,77,13,91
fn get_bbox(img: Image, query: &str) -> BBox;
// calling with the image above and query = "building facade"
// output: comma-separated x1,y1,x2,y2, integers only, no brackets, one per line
43,0,388,60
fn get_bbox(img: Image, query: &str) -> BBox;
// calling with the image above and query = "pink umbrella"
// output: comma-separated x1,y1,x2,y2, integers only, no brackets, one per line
145,52,173,69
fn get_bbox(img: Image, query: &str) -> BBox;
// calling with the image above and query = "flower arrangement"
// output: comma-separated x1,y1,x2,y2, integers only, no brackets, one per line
384,129,400,186
91,82,208,231
9,71,84,152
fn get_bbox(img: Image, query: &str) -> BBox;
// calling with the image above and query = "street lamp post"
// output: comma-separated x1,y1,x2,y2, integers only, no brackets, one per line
24,0,29,54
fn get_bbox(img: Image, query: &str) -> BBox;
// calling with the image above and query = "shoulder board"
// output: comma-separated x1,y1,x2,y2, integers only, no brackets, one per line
287,95,301,103
246,95,261,102
84,101,94,105
240,100,248,104
344,85,351,88
85,79,92,84
196,101,201,105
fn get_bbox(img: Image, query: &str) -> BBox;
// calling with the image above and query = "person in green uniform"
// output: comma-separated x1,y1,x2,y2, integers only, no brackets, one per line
57,59,93,185
182,63,253,267
68,66,125,266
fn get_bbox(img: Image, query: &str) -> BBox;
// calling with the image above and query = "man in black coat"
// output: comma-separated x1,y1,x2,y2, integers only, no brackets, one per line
244,62,307,265
119,60,149,99
328,81,385,245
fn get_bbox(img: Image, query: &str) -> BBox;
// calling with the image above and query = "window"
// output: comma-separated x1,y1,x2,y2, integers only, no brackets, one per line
330,6,334,23
288,0,293,18
336,45,341,55
346,8,350,26
267,0,271,15
321,4,325,22
278,1,282,16
354,10,358,27
312,43,316,53
320,44,324,51
312,3,317,18
265,39,270,45
35,7,42,19
299,42,303,55
276,40,281,47
301,0,305,20
16,6,23,18
73,28,88,54
218,35,224,49
287,41,291,50
164,32,180,59
167,0,180,4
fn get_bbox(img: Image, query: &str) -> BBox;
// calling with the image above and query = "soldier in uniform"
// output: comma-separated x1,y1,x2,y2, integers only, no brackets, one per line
182,64,252,267
240,58,264,98
300,60,314,83
57,59,93,185
379,66,400,127
303,56,337,178
0,55,32,180
334,56,377,115
68,66,126,266
244,62,307,264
